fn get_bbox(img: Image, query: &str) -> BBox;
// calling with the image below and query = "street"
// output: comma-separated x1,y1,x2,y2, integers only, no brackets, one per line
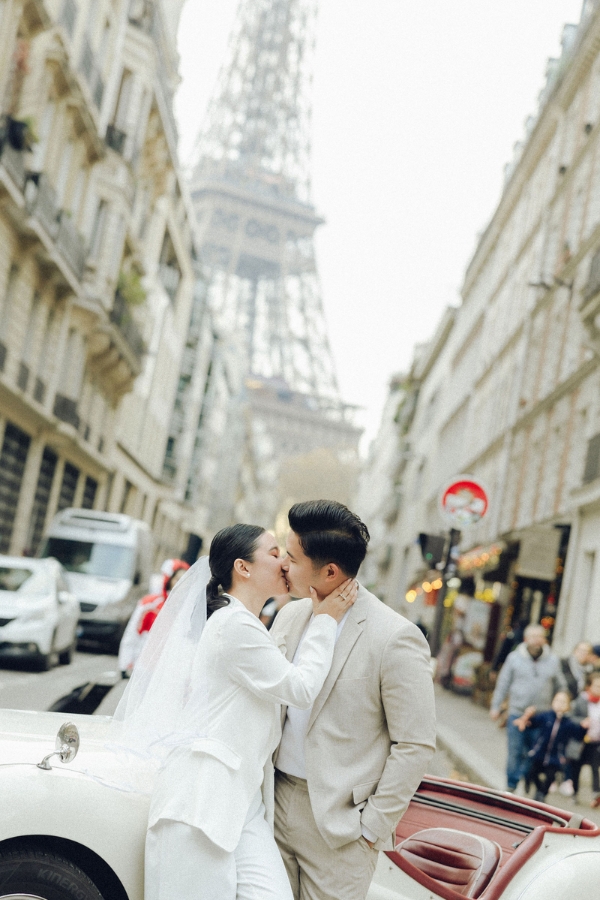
0,651,119,713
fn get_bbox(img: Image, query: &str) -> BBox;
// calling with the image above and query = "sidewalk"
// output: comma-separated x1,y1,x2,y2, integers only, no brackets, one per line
434,684,600,826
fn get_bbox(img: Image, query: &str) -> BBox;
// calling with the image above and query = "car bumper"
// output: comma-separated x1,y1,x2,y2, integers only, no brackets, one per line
77,620,125,646
0,620,54,655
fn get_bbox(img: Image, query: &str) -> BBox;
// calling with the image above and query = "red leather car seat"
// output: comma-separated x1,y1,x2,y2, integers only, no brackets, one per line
396,827,501,898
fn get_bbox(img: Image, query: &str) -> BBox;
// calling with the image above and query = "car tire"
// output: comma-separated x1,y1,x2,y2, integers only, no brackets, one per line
58,643,74,666
0,845,105,899
36,652,53,672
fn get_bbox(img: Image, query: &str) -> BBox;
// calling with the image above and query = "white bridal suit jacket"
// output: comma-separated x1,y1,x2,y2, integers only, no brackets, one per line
148,595,336,852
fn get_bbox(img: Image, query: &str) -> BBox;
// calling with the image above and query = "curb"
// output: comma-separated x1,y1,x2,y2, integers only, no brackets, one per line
436,722,505,791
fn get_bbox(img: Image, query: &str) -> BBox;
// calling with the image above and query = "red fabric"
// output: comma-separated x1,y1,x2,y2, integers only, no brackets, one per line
136,560,190,635
137,594,164,634
395,828,500,898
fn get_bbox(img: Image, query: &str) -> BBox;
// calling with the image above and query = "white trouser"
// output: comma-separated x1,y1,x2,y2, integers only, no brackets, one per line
145,791,294,900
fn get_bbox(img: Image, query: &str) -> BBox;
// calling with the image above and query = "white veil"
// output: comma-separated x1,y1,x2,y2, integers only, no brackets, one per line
98,556,211,790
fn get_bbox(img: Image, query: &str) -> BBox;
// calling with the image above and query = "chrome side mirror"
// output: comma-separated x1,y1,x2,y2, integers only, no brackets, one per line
37,721,80,770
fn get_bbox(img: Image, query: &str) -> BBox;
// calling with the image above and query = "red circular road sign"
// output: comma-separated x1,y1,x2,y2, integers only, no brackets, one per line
440,476,489,528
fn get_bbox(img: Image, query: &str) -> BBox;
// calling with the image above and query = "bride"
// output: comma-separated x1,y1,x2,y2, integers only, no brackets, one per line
114,523,357,900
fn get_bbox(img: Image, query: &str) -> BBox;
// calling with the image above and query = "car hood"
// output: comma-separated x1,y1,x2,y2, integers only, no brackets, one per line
0,708,111,762
0,591,53,615
0,708,155,793
65,573,131,604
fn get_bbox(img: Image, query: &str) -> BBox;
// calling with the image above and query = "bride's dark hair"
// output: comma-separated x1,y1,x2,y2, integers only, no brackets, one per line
207,524,266,617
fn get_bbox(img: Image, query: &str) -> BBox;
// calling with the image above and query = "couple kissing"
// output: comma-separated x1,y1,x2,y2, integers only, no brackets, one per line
115,499,437,900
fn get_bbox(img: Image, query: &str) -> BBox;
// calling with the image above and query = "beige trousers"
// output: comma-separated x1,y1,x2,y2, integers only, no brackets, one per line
274,771,379,900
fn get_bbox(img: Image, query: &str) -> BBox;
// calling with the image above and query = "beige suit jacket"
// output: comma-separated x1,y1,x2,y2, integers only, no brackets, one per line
271,584,436,851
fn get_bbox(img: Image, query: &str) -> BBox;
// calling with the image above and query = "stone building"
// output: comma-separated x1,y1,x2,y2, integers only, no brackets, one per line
364,0,600,654
0,0,199,566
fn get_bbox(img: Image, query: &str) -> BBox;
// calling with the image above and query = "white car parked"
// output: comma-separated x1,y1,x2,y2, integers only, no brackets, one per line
0,709,599,900
0,556,79,669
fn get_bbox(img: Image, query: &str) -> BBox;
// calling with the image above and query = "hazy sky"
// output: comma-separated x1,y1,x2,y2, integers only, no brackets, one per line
175,0,584,446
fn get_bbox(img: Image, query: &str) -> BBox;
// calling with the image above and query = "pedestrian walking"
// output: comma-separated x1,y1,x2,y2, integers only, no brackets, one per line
560,641,593,699
513,691,586,802
564,672,600,805
118,558,190,677
490,624,567,792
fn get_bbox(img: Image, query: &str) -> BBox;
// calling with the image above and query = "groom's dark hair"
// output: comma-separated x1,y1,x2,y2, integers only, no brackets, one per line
288,500,370,577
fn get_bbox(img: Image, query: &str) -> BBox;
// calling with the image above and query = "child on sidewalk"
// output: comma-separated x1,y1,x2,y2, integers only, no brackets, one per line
513,690,586,802
565,672,600,806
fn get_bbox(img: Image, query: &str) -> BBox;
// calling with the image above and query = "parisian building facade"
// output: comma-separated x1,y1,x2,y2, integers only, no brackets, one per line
361,0,600,657
0,0,208,566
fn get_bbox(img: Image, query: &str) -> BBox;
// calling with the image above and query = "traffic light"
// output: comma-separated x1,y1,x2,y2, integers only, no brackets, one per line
418,533,446,568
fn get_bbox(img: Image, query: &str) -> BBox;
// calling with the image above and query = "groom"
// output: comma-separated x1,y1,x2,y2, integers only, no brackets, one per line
272,500,436,900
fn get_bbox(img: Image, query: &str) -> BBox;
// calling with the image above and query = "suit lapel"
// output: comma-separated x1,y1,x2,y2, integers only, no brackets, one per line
306,586,369,732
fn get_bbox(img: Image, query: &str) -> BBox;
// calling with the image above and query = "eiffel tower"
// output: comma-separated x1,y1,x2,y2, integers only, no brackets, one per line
173,0,361,533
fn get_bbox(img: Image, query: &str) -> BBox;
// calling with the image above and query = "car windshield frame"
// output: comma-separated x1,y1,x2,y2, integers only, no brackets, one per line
41,538,135,580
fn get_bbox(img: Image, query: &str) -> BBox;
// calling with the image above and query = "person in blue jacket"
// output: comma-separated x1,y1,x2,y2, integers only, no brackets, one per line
514,690,586,801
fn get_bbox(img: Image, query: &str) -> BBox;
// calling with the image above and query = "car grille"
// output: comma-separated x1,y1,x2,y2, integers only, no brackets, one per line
0,618,15,627
79,602,98,613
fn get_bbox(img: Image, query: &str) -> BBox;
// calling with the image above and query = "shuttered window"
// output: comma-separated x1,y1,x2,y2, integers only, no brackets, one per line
81,476,98,510
57,462,79,511
28,446,58,554
0,423,31,552
583,433,600,484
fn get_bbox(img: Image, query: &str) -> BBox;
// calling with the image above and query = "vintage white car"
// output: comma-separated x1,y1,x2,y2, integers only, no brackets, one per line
0,707,599,900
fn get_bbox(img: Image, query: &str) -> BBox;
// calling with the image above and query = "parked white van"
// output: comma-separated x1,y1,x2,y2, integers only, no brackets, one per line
39,509,153,653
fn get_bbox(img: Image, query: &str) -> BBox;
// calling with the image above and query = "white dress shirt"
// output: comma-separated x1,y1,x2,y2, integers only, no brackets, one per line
277,609,377,843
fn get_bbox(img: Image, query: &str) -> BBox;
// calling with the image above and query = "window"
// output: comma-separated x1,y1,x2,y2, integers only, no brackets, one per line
81,476,98,510
41,538,135,580
0,264,20,339
89,200,108,259
57,462,80,511
27,447,58,555
0,423,31,553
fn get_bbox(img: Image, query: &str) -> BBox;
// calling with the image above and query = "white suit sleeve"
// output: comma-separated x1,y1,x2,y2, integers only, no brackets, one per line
218,611,336,709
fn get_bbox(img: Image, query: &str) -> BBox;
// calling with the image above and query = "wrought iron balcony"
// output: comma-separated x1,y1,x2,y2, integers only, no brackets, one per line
25,172,59,238
105,124,126,155
110,291,145,361
53,393,80,430
56,211,86,280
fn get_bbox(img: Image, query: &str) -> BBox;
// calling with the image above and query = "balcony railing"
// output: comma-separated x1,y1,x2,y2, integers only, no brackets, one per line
56,211,86,280
110,291,145,361
105,124,126,154
25,172,59,238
